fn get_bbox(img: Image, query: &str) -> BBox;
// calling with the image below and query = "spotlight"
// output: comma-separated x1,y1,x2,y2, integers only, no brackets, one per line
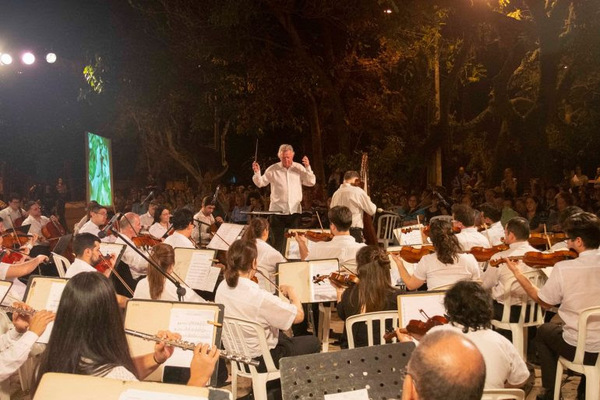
0,53,13,65
22,52,35,65
46,53,57,63
384,9,392,14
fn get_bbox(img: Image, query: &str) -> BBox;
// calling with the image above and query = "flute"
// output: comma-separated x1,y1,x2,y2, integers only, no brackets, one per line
124,329,260,367
0,305,37,316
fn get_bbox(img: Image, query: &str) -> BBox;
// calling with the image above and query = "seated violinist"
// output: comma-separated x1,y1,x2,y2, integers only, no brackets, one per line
549,206,582,251
164,209,195,249
148,205,170,239
452,204,490,251
479,204,504,246
0,194,26,230
296,206,365,271
20,202,50,245
65,233,113,279
482,217,539,322
193,196,223,247
116,213,149,281
392,217,480,290
78,204,116,243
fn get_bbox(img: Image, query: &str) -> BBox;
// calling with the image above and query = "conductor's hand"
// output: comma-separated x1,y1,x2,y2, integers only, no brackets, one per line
302,156,310,168
154,330,181,364
188,343,219,387
252,161,261,174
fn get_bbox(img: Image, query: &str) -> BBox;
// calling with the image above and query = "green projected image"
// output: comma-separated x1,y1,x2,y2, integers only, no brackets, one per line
86,132,113,206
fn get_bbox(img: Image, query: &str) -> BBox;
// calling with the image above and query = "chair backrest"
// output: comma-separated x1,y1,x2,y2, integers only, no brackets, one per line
501,270,547,326
345,310,399,349
572,305,600,366
377,215,400,240
481,388,525,399
221,316,278,374
51,252,71,278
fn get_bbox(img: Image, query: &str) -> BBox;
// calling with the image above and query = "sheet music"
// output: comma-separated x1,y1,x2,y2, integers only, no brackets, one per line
395,224,424,245
324,389,369,400
184,252,220,292
207,223,245,251
166,308,216,368
286,240,300,260
38,282,67,344
309,260,339,302
119,389,207,400
398,293,446,328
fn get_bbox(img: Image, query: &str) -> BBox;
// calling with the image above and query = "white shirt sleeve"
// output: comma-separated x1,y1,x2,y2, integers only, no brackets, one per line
0,330,39,382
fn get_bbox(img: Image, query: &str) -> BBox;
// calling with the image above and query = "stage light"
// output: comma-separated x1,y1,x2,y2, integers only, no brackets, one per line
384,9,392,14
0,53,13,65
46,53,57,63
22,52,35,65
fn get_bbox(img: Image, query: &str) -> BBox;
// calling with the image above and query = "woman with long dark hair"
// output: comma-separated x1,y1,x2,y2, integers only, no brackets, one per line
133,243,205,302
392,217,480,290
241,218,286,293
32,272,218,393
215,240,319,370
337,245,402,348
148,205,171,239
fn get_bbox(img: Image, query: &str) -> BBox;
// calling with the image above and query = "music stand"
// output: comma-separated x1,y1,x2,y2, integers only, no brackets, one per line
280,342,415,400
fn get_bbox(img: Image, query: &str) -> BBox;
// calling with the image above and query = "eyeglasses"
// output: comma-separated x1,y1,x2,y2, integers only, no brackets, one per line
94,211,108,216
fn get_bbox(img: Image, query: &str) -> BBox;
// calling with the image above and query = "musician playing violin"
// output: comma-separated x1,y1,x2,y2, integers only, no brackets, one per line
337,246,402,348
79,204,116,243
0,194,26,230
117,213,150,281
504,212,600,400
482,217,540,323
479,204,504,246
392,217,480,291
21,201,56,247
296,206,365,271
65,233,113,279
148,205,170,241
452,204,490,251
164,209,195,249
242,218,286,293
330,170,377,244
193,196,223,247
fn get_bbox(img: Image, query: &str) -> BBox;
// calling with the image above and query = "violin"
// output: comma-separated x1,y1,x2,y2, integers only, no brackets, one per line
0,232,31,250
285,231,334,242
421,225,460,238
312,272,359,288
490,250,578,268
383,309,448,342
93,253,114,274
132,234,162,248
0,247,26,264
528,232,567,248
468,244,509,262
41,218,66,240
389,245,435,263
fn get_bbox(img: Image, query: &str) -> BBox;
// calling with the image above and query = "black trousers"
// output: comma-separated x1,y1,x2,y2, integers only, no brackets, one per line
536,322,598,393
256,332,321,372
269,213,301,254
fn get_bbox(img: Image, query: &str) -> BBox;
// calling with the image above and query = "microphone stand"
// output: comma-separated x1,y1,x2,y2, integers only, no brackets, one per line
109,229,187,302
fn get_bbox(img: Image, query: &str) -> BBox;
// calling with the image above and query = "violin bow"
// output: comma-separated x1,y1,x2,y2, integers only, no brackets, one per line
543,224,551,250
314,210,325,232
254,138,259,163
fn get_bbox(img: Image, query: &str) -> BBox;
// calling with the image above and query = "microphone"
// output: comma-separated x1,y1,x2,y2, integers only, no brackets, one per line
141,191,154,205
98,213,122,239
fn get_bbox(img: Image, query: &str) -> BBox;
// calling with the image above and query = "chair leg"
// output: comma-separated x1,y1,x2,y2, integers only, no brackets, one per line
553,360,564,400
585,369,599,400
511,326,525,360
252,375,269,400
231,365,238,399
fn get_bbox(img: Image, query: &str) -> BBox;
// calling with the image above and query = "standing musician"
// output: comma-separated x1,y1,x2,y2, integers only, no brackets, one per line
139,200,158,232
164,209,196,249
330,170,377,243
252,144,316,252
193,196,223,247
78,204,116,243
296,206,365,271
392,217,480,291
482,217,539,323
479,204,504,246
504,212,600,400
452,204,490,251
0,194,26,230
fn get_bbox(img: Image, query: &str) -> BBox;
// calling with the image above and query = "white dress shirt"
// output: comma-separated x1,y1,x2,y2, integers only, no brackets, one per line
139,212,154,230
455,227,491,251
164,232,195,249
115,236,148,280
148,223,168,239
65,258,96,278
78,220,115,243
330,183,377,229
215,278,297,357
0,263,27,305
252,161,316,214
305,235,366,272
538,249,600,351
134,277,205,303
256,239,287,293
0,207,26,230
483,221,505,247
413,253,480,290
0,329,40,382
192,212,214,245
21,215,49,239
482,241,538,303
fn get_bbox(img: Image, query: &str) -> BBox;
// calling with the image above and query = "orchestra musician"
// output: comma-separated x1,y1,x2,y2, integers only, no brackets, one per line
478,204,504,246
548,206,582,251
392,217,480,291
116,213,149,283
0,194,26,230
78,204,116,243
452,204,490,251
134,243,205,303
163,209,195,249
242,218,286,293
65,233,113,279
330,170,377,243
504,212,600,400
296,206,365,272
252,144,316,252
31,272,218,394
148,205,170,239
193,196,223,247
139,200,158,232
215,239,320,372
73,201,99,234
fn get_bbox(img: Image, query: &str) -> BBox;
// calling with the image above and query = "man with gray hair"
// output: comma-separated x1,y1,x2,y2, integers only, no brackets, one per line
252,144,316,251
402,330,486,400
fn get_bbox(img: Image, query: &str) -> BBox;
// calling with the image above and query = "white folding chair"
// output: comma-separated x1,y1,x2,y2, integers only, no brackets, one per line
376,215,400,250
481,388,525,399
553,306,600,400
51,252,71,278
345,310,399,349
221,316,280,400
492,270,547,360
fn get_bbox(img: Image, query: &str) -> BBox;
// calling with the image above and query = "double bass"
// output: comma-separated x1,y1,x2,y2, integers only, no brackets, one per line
358,152,378,245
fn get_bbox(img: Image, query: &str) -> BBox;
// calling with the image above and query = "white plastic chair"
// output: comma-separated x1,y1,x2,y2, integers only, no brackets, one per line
0,312,11,400
345,310,399,349
221,316,280,400
376,215,400,250
491,270,547,360
51,252,71,278
553,306,600,400
481,388,525,399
